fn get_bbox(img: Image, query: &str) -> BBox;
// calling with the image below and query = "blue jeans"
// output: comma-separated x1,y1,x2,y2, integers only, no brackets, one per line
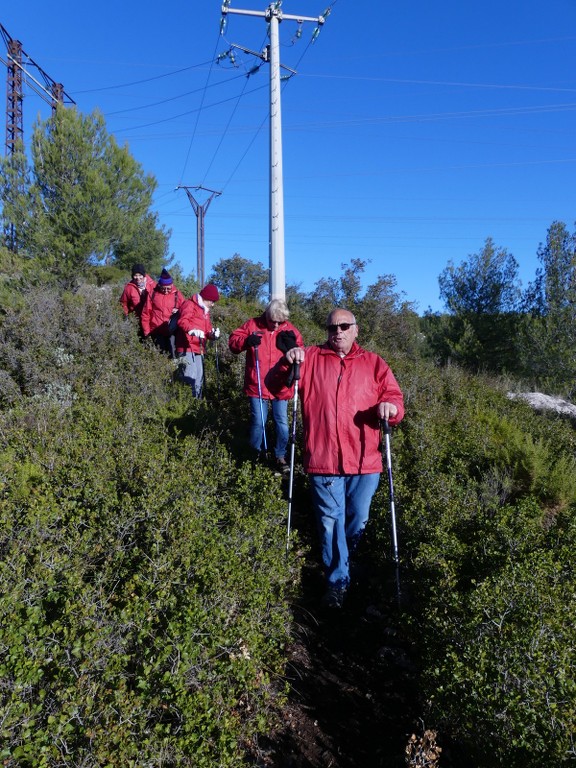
179,352,204,398
309,474,380,589
248,397,289,459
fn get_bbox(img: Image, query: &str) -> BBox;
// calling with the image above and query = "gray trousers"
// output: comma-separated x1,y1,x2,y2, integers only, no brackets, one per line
179,351,204,398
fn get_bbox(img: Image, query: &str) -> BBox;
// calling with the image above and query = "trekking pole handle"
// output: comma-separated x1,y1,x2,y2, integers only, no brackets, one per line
381,417,391,435
287,361,300,387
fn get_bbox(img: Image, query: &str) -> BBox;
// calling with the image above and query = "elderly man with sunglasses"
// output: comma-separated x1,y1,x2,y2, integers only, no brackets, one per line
267,308,404,609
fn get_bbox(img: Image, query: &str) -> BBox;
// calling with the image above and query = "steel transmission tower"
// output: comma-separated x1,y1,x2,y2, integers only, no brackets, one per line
177,185,222,287
4,35,23,156
1,22,75,156
1,23,75,249
221,2,327,301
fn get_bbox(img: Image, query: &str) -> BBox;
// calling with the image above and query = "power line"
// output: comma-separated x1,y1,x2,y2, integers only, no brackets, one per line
110,83,268,133
1,22,74,251
179,31,223,185
73,60,215,94
103,70,249,117
221,2,330,300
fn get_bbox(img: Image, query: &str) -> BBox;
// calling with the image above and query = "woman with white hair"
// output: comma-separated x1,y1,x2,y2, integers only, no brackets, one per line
229,299,304,474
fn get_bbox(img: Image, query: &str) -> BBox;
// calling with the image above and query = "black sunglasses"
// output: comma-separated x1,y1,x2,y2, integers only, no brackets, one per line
327,322,356,333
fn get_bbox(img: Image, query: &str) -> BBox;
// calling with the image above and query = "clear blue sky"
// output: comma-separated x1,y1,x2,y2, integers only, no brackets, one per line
2,1,576,312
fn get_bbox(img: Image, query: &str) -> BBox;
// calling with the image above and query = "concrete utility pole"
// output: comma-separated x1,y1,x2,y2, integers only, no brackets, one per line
177,185,222,288
221,2,327,301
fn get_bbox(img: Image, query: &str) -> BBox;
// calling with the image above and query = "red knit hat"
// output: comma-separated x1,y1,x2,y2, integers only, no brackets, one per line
200,284,220,302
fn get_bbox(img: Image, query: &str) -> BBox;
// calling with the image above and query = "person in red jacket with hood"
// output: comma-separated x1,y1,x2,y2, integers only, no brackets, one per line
175,284,220,397
140,269,184,357
229,299,304,474
267,307,404,609
119,263,156,332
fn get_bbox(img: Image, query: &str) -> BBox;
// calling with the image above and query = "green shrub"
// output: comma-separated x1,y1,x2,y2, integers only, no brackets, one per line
0,397,295,766
424,539,576,766
388,361,576,766
0,285,297,766
3,278,576,766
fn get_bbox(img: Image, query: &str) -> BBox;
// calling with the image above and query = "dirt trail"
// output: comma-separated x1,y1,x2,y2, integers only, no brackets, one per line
252,495,422,768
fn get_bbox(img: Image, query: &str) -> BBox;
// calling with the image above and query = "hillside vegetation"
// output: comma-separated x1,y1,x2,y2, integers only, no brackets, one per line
0,269,575,767
1,108,576,765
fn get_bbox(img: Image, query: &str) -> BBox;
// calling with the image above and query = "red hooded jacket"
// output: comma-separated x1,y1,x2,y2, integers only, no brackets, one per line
266,342,404,475
228,315,304,401
140,286,184,337
119,275,156,318
175,294,215,355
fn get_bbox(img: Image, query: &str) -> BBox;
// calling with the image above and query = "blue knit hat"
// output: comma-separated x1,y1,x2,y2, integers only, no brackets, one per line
157,268,173,286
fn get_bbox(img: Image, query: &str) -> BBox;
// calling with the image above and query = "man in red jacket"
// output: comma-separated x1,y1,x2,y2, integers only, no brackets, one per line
229,299,304,474
267,308,404,608
175,284,220,398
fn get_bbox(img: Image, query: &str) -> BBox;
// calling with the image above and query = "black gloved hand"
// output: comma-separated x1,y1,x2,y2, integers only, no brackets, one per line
276,330,297,353
246,332,262,348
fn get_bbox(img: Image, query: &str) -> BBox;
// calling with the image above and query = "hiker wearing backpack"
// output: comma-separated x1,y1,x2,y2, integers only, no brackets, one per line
140,269,184,357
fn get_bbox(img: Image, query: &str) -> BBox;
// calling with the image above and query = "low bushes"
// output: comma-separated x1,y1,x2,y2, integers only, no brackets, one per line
2,281,576,766
385,361,576,766
0,285,295,766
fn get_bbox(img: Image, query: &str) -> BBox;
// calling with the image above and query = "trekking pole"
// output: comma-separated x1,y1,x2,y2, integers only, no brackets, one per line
214,339,220,398
286,361,300,552
253,345,268,457
381,418,401,604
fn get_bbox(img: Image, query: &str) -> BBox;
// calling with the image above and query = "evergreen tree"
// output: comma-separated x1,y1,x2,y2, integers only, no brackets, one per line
307,258,366,327
356,273,420,358
522,221,576,395
17,107,168,284
433,238,522,373
306,260,420,355
0,142,36,255
208,253,267,301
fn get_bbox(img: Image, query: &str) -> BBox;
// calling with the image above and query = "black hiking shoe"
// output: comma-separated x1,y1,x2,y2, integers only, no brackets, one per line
275,457,291,477
321,585,346,610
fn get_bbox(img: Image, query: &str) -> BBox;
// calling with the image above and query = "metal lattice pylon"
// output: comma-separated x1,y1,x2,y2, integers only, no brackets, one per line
5,37,23,156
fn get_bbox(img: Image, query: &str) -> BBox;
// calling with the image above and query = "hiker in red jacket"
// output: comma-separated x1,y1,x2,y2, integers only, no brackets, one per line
229,299,304,474
140,269,184,357
119,263,156,332
175,284,220,397
267,308,404,609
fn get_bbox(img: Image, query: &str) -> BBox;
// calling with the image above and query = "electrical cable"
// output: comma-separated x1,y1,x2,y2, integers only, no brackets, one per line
103,71,249,116
111,83,268,134
205,11,333,195
73,60,215,94
221,113,268,193
179,32,222,185
200,73,252,187
198,31,270,187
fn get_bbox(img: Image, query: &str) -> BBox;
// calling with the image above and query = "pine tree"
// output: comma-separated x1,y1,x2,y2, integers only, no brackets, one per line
522,221,576,395
3,106,169,284
434,237,522,373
